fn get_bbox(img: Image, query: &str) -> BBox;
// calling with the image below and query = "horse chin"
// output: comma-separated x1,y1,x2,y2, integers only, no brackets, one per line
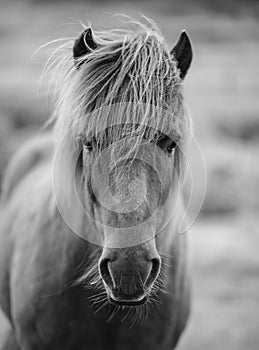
108,294,148,307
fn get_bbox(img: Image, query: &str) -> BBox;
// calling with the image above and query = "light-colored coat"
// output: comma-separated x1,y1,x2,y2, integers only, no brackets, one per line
0,18,192,350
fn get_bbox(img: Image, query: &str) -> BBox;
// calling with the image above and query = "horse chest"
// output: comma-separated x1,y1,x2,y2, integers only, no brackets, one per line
16,286,178,350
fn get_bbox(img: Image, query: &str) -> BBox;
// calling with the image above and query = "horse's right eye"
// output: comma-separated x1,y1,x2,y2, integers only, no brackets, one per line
167,140,177,154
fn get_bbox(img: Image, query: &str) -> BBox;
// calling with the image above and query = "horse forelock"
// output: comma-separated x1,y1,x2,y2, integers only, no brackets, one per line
48,17,191,182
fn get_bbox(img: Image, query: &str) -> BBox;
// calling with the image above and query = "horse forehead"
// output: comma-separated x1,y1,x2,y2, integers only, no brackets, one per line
94,141,163,173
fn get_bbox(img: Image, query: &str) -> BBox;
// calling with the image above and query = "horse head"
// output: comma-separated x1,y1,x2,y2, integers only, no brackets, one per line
54,22,192,306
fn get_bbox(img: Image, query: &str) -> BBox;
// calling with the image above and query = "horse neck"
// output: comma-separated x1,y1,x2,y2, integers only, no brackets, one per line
43,191,99,286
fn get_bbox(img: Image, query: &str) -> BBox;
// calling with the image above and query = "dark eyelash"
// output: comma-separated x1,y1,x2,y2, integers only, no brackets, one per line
82,138,93,151
167,140,177,154
154,134,179,154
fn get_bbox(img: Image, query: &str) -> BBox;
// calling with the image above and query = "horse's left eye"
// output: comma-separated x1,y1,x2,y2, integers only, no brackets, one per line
84,141,93,152
167,141,177,154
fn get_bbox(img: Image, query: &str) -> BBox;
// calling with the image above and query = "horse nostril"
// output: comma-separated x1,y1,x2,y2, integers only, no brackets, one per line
145,257,161,289
99,258,114,289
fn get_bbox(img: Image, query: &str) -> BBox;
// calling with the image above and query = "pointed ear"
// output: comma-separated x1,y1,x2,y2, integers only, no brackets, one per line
170,31,193,79
73,28,98,68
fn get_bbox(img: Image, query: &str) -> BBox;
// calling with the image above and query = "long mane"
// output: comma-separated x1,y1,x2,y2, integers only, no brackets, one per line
46,17,191,180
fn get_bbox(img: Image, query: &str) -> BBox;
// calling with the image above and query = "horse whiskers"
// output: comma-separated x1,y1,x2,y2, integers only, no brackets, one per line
76,262,100,287
162,262,174,269
88,291,107,301
158,252,176,268
73,249,102,288
121,307,133,322
149,295,162,306
159,253,175,264
158,250,175,259
91,296,108,307
87,273,103,286
86,283,167,325
130,308,140,328
138,303,148,324
93,300,110,314
91,298,107,307
129,303,150,327
153,274,167,290
90,291,155,325
107,305,120,323
87,289,110,314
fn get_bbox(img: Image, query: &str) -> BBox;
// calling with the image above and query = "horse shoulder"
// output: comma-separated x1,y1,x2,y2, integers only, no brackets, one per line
1,132,53,202
0,139,53,325
6,181,88,348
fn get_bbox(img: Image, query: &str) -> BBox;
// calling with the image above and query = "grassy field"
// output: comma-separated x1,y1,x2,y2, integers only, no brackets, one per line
0,0,259,348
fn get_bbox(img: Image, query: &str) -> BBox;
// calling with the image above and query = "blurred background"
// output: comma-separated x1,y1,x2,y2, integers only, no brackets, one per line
0,0,259,348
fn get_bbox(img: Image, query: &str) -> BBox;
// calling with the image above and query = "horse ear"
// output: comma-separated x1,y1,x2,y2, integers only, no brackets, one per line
171,30,193,79
73,28,98,67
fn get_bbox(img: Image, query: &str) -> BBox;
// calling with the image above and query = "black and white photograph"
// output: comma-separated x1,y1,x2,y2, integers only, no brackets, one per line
0,0,258,349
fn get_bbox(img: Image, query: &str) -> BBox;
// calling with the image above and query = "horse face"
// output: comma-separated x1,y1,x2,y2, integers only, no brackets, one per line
81,134,176,305
72,27,192,304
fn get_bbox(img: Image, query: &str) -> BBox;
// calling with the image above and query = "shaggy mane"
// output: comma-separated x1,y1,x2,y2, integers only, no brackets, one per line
44,17,191,177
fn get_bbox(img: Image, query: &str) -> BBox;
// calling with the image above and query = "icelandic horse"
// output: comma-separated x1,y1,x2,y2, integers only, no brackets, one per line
0,19,193,350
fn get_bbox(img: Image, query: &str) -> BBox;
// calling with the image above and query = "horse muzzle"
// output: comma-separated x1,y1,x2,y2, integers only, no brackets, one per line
99,245,161,306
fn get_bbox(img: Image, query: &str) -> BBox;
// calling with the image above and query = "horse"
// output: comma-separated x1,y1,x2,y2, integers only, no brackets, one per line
0,18,193,350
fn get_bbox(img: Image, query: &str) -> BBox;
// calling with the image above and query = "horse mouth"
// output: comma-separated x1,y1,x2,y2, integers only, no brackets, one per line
108,295,148,307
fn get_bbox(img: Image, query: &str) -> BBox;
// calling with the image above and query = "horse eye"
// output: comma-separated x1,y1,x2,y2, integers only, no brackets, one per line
84,141,93,152
167,141,177,154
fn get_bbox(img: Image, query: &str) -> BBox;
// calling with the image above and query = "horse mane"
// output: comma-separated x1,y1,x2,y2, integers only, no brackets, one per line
43,17,191,178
